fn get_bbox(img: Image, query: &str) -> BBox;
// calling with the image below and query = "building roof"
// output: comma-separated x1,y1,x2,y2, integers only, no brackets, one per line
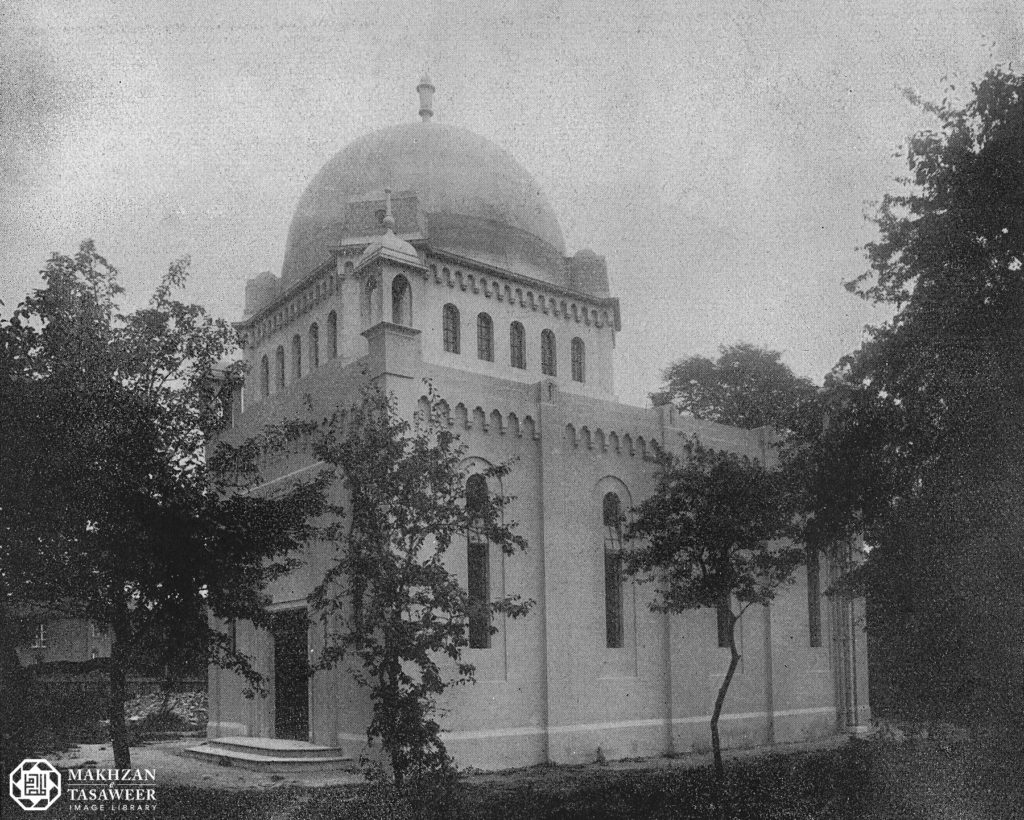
280,122,568,288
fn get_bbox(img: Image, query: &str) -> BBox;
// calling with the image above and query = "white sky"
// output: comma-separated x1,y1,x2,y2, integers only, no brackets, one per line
2,1,1021,405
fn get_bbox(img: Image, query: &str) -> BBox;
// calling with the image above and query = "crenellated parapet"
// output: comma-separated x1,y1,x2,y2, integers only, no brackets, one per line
428,397,541,442
425,255,620,332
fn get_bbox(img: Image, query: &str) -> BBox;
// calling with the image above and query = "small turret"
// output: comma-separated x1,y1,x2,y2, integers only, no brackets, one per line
568,249,610,296
417,73,435,122
243,271,281,317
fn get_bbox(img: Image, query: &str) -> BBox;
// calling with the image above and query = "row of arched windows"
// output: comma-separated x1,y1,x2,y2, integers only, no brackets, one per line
442,304,587,383
463,482,624,652
258,311,339,398
463,480,817,654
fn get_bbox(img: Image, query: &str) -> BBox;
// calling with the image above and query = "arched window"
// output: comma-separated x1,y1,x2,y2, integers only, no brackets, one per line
291,334,302,381
392,275,411,325
466,474,490,649
308,323,320,370
477,313,493,361
541,329,556,376
275,346,285,390
260,355,270,398
510,322,525,369
603,492,624,649
443,304,460,354
571,337,585,383
327,311,338,359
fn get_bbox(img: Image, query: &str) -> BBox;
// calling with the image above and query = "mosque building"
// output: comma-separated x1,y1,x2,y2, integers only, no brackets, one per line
204,77,870,770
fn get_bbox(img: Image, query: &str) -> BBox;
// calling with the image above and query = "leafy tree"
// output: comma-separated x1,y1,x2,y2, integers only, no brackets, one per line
625,439,801,807
0,241,324,769
309,385,532,789
652,343,818,431
796,67,1024,717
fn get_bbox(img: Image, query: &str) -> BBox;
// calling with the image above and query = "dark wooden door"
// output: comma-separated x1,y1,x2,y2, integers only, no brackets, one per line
272,609,309,741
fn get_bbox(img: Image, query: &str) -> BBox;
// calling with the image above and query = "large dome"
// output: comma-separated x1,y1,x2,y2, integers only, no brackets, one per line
281,122,567,287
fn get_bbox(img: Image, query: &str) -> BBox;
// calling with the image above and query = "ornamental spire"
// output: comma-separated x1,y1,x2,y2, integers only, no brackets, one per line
417,73,435,122
383,187,396,232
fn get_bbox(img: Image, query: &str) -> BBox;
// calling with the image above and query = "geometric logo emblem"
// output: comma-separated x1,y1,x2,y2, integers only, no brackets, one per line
9,759,61,811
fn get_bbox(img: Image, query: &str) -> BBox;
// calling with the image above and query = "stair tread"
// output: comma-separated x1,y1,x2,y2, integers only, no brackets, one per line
187,745,353,764
207,736,340,752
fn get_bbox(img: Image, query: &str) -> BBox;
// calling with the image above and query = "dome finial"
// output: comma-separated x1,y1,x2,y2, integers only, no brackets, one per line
417,73,435,123
383,187,396,232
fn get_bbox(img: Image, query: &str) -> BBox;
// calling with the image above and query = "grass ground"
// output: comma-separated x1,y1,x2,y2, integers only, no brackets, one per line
42,732,1024,819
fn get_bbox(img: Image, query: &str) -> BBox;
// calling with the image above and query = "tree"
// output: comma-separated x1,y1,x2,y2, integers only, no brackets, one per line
652,343,818,431
309,385,532,789
0,241,324,769
624,439,801,809
796,67,1024,718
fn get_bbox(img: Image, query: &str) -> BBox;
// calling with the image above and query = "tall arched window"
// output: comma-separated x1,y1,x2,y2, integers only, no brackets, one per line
603,492,624,649
443,304,460,353
392,275,411,325
466,474,490,649
291,334,302,381
260,355,270,398
477,313,493,361
571,337,585,383
510,322,525,369
275,346,285,390
327,311,338,359
541,329,556,376
309,323,320,370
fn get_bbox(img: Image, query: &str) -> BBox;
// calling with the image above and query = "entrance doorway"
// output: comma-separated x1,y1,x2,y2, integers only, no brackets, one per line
272,609,310,741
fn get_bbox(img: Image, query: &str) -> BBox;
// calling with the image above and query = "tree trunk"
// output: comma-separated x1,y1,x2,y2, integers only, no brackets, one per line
108,605,132,769
0,601,30,775
711,613,741,820
384,657,405,789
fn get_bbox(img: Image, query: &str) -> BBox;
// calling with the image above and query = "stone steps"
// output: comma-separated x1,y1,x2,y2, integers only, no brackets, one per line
184,737,358,773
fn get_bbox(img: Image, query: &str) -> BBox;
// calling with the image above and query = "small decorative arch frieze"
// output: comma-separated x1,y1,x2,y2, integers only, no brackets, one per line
473,406,487,431
437,400,452,426
523,416,537,440
416,395,431,423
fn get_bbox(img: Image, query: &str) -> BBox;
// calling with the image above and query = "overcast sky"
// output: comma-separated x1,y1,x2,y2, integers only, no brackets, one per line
2,1,1020,405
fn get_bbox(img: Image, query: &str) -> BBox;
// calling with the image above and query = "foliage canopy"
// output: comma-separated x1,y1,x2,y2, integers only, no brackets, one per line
653,343,818,432
0,241,323,768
